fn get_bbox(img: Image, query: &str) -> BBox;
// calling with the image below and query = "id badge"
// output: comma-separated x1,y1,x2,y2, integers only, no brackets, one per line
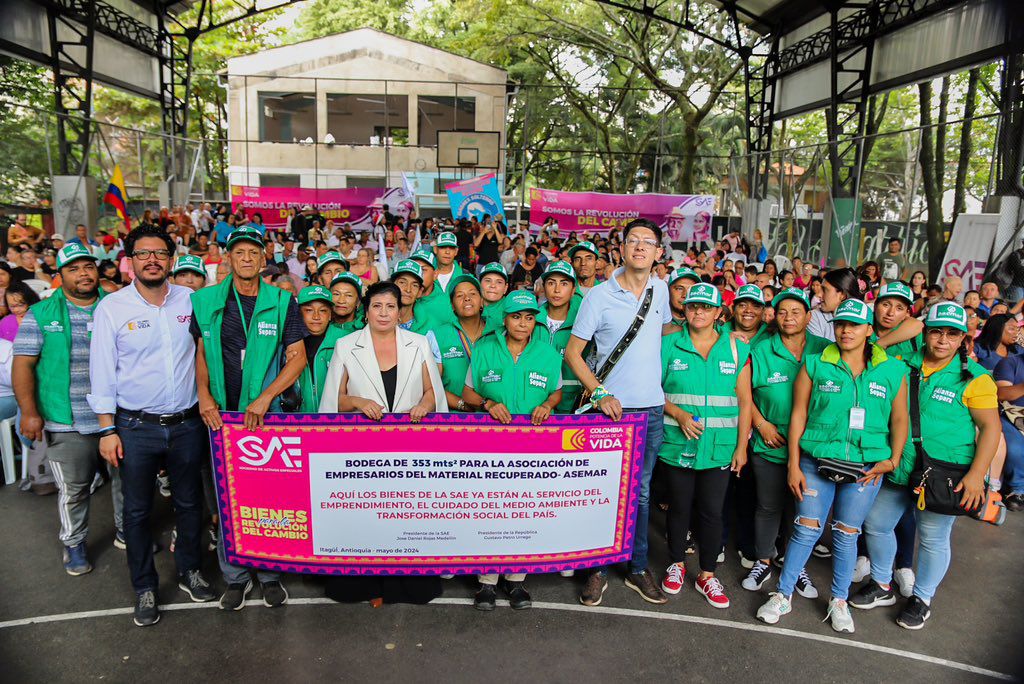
240,349,246,369
849,407,866,431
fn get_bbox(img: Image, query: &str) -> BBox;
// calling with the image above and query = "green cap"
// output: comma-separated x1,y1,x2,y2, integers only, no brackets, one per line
172,254,206,277
733,284,766,305
410,248,438,270
684,282,723,307
448,273,482,299
480,262,508,281
297,285,333,307
833,299,873,326
330,271,363,294
771,287,810,310
926,301,968,333
56,243,98,269
877,281,914,306
541,260,577,283
225,226,264,250
436,232,458,248
503,290,541,315
391,259,424,283
317,251,349,272
668,267,700,285
568,241,599,259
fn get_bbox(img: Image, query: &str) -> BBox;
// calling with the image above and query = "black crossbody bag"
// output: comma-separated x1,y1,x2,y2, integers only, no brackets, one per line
573,287,654,412
907,367,973,516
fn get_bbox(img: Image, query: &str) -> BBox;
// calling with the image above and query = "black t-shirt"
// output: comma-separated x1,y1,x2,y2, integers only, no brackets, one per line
510,262,543,290
190,288,307,411
476,232,499,266
10,266,35,283
456,229,473,269
303,332,325,365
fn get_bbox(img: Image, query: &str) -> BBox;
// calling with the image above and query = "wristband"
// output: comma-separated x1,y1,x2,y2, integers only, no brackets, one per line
96,426,117,437
591,385,612,402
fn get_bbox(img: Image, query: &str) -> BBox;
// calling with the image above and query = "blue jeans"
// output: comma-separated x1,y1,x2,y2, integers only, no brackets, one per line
999,416,1024,493
629,406,664,573
911,507,957,601
777,455,882,600
863,484,914,585
117,412,206,593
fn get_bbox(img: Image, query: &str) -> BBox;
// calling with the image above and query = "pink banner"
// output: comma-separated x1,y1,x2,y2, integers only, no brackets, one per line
230,185,414,231
212,412,647,576
529,187,716,241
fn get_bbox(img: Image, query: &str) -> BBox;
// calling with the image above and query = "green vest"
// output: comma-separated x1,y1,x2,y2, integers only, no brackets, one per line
191,276,293,411
751,332,831,463
888,351,989,485
433,319,490,396
299,326,348,412
659,327,751,470
535,295,584,413
800,344,908,464
412,284,455,334
470,332,562,414
871,321,923,361
435,262,464,292
31,288,104,425
332,318,364,337
720,320,770,349
481,300,504,334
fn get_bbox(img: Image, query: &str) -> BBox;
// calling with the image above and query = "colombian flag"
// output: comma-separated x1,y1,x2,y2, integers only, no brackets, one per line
103,164,130,229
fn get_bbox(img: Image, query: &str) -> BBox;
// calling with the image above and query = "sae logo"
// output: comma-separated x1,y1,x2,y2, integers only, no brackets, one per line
236,436,303,468
561,429,586,451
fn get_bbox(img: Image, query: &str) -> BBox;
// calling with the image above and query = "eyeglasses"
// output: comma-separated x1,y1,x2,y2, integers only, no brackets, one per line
133,249,172,260
624,238,660,249
925,328,965,339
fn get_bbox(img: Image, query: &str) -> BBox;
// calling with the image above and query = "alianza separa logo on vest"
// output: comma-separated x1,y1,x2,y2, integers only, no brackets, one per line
528,371,549,388
257,321,278,337
869,381,887,399
482,369,501,383
818,380,841,393
718,360,737,375
931,387,957,404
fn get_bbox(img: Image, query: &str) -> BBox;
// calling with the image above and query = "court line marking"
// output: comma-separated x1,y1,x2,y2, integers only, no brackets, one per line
0,597,1012,681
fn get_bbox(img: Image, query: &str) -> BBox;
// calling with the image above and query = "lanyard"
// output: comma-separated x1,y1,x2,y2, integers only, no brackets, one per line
232,287,250,338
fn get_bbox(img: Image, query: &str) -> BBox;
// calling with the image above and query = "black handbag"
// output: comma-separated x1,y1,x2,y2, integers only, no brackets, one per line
815,457,865,485
907,367,973,516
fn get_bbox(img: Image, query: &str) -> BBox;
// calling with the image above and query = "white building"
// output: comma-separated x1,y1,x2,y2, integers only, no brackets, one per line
225,28,509,199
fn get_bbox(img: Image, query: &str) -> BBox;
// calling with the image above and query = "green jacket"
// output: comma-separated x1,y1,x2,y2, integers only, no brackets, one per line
659,327,751,470
888,351,990,486
435,262,464,292
412,284,455,334
871,321,923,361
482,300,504,334
191,276,293,411
750,332,831,463
332,318,364,337
30,287,105,425
299,326,349,412
434,319,491,396
470,331,562,414
535,295,584,413
719,320,770,349
800,344,908,464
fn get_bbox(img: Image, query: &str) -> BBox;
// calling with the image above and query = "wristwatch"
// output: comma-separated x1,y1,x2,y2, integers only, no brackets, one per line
456,399,467,411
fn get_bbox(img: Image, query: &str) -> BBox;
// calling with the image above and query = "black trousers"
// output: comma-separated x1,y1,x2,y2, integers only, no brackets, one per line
665,465,731,573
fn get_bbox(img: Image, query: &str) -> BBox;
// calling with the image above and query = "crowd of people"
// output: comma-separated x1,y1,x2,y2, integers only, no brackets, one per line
2,204,1018,636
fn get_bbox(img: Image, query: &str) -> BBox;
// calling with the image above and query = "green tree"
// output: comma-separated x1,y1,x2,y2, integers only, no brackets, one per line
0,57,59,204
295,0,412,40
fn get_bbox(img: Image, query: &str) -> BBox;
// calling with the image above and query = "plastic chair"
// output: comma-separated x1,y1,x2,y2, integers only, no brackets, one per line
0,416,15,485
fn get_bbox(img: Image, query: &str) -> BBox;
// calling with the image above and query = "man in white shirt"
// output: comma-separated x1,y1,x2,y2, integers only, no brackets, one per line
89,225,217,628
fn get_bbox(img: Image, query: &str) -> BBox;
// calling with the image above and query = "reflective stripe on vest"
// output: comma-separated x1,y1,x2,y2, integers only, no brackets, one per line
665,393,738,407
665,415,738,428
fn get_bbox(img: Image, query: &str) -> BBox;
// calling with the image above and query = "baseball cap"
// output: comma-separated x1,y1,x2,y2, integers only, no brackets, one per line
410,248,438,270
317,251,349,272
684,283,723,307
541,260,577,283
225,226,264,250
503,290,541,315
391,259,424,283
56,243,98,269
733,284,766,305
479,262,508,281
771,287,811,310
926,301,968,333
568,241,599,259
51,233,66,242
330,272,363,294
297,285,333,307
436,232,458,248
448,274,482,299
877,281,914,306
172,254,206,277
833,299,873,326
668,267,700,285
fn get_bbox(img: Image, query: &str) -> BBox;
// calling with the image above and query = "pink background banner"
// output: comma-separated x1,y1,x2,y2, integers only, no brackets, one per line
212,412,648,576
528,187,716,241
230,185,414,231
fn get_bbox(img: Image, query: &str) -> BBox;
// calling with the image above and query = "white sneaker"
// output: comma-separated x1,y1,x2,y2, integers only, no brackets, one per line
825,597,855,633
560,569,575,578
893,567,915,598
851,556,870,583
440,574,454,579
716,547,725,564
738,551,755,569
756,592,792,624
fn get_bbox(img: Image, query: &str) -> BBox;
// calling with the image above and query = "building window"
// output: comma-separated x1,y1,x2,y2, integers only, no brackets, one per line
326,94,409,146
417,96,476,147
260,174,300,188
259,92,316,143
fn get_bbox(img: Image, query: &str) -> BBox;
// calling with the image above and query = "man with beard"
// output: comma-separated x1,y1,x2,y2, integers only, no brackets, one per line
89,226,216,627
13,243,121,577
665,267,701,334
569,240,600,295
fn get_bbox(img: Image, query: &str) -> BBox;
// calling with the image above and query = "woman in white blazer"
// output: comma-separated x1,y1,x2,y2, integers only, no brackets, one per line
319,281,446,417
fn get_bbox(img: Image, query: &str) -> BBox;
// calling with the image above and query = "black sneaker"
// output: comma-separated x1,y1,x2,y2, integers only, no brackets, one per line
579,572,608,607
219,580,253,611
1005,493,1024,512
133,590,160,627
178,569,217,602
812,543,832,558
503,581,532,610
741,560,772,591
474,584,496,611
261,580,288,607
850,580,897,610
624,569,669,604
896,596,931,630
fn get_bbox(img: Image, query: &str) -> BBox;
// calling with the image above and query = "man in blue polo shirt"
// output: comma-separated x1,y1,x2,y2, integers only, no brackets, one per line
565,217,672,607
994,354,1024,510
